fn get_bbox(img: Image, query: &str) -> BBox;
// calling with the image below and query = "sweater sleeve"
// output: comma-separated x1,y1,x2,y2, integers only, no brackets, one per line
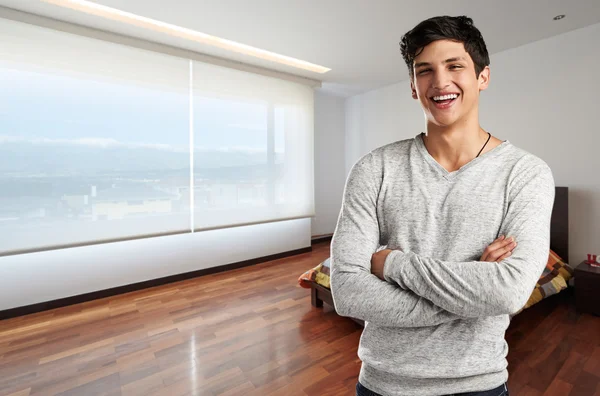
383,159,555,317
330,152,467,327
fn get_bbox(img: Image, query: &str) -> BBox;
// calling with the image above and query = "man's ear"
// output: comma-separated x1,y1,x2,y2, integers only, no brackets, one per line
478,66,490,92
410,79,418,99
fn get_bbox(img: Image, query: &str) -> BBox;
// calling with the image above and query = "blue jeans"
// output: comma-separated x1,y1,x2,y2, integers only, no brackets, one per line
356,381,510,396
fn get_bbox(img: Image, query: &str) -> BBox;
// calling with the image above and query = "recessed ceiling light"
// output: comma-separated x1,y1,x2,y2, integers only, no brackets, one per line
553,14,566,21
39,0,331,74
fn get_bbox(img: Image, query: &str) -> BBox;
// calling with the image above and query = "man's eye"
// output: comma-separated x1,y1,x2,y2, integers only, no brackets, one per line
450,65,463,70
417,69,431,75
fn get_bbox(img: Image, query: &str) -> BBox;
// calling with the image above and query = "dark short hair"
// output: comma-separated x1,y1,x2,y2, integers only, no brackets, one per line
400,16,490,79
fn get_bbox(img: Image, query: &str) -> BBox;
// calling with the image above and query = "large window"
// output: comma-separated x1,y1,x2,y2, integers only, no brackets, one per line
0,18,314,256
192,61,314,230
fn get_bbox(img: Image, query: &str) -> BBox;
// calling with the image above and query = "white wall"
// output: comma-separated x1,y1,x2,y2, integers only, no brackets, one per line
344,23,600,266
345,82,421,174
312,90,346,237
0,219,311,311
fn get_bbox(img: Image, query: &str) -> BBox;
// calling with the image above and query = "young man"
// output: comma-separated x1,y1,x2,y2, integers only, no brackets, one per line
330,16,555,396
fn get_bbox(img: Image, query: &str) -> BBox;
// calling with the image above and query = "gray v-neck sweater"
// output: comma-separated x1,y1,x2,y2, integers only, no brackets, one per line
330,133,555,396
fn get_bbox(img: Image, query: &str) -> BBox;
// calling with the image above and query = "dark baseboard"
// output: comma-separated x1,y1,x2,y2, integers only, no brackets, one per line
0,245,312,321
311,234,333,245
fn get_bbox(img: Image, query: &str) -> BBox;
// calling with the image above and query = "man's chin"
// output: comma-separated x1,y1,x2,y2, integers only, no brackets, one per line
428,116,459,128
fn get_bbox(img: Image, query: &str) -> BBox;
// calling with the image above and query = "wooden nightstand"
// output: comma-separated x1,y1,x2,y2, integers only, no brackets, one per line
575,260,600,316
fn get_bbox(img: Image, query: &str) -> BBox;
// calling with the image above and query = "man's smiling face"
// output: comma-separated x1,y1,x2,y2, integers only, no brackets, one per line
410,39,489,128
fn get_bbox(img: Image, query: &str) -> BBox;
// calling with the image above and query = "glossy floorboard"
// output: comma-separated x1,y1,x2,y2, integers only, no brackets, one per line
0,242,599,395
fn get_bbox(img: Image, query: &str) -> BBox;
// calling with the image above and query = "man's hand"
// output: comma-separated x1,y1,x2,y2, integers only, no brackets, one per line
480,235,517,262
371,249,393,280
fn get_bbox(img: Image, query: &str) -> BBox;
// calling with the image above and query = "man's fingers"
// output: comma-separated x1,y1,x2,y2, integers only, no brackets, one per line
488,237,516,254
489,241,517,262
481,236,517,262
483,235,504,260
492,236,514,250
482,237,508,259
495,250,512,262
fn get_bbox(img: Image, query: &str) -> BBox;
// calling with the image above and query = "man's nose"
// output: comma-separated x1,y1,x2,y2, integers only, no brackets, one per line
432,70,451,90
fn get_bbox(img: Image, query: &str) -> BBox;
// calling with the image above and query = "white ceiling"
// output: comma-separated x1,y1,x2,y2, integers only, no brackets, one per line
1,0,600,97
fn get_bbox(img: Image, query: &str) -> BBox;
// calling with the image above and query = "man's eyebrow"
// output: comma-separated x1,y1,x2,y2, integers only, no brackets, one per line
414,57,467,69
444,56,467,63
414,61,431,69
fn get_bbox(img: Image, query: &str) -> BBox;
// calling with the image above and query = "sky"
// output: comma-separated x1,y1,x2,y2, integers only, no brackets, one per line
0,65,286,154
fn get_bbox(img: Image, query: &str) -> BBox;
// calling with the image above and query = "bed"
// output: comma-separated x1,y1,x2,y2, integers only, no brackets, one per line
300,186,573,317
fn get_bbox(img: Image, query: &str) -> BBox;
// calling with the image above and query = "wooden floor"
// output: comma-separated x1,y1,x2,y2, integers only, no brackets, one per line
0,242,599,396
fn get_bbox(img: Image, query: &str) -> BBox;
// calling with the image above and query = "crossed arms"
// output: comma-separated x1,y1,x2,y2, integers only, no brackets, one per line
329,153,555,327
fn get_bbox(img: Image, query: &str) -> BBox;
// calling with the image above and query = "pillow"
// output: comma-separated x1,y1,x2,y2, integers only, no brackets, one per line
520,249,574,311
298,258,331,289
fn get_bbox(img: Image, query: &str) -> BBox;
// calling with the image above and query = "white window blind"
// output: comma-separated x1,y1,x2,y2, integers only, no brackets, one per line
192,61,314,231
0,17,315,256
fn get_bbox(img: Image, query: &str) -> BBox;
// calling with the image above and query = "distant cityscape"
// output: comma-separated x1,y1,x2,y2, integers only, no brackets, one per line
0,141,286,228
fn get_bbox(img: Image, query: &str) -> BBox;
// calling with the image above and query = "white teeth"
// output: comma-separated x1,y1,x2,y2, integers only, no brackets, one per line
433,94,458,101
